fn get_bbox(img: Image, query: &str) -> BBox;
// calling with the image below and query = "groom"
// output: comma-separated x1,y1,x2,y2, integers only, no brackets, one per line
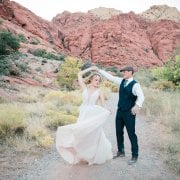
98,66,144,165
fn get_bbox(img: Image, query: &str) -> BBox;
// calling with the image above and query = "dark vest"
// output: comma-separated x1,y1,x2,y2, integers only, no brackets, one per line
118,79,137,111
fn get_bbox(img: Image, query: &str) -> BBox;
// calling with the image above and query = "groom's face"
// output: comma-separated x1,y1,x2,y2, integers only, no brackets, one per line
122,70,133,79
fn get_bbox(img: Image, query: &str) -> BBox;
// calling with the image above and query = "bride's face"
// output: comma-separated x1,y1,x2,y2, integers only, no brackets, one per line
90,75,101,88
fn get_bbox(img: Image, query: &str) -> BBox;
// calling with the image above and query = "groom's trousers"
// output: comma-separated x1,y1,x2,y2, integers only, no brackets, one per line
115,108,138,157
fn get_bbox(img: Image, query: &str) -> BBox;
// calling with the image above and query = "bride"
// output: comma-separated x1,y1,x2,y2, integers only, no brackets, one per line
56,66,113,165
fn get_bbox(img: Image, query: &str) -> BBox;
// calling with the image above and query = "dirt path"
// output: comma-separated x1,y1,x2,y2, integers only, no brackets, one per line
21,93,179,180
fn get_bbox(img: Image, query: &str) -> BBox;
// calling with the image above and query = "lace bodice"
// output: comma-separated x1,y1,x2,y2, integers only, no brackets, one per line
81,87,100,106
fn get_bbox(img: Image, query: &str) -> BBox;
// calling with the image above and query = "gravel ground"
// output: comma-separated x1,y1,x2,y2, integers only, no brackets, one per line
7,93,180,180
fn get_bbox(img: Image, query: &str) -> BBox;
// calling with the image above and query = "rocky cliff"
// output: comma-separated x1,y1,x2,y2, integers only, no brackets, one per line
0,0,180,68
140,5,180,23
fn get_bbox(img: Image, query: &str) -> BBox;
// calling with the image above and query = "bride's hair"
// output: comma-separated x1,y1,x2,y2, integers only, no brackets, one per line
84,72,102,84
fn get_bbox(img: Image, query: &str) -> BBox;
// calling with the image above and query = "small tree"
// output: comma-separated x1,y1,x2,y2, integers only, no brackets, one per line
0,31,20,55
57,57,83,90
151,55,180,89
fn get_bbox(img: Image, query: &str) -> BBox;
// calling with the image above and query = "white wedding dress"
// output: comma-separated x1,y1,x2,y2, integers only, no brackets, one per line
56,87,113,165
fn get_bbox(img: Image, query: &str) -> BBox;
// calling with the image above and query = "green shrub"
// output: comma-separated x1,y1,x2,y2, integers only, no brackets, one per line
0,56,12,75
0,31,20,55
151,56,180,89
17,34,28,43
29,48,65,61
57,57,83,90
0,53,28,76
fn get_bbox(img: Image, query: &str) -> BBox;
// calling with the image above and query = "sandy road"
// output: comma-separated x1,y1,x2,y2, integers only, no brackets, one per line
21,93,179,180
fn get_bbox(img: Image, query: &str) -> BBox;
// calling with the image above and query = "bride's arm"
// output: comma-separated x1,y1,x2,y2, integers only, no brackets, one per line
99,90,112,113
98,90,105,107
78,67,95,89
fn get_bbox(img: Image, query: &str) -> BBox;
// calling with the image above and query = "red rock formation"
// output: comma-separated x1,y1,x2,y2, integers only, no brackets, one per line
0,0,64,50
52,11,180,67
90,13,161,67
0,0,14,19
0,0,180,68
147,20,180,62
52,11,97,58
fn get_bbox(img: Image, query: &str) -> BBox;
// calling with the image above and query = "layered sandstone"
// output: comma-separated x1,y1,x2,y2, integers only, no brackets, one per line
88,7,122,20
0,0,180,68
140,5,180,23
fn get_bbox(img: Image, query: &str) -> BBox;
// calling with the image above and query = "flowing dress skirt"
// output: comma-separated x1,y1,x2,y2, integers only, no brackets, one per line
56,105,113,165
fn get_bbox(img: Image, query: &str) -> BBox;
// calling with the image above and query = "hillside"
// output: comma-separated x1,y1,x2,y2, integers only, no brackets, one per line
88,7,122,20
0,0,180,68
140,5,180,23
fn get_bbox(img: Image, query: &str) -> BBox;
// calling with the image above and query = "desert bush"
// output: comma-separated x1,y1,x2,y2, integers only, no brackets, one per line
0,31,20,55
17,34,28,43
57,57,83,90
0,104,26,140
0,56,12,75
151,80,175,90
29,48,65,61
0,96,6,103
142,88,179,119
105,66,122,76
60,104,79,116
44,90,82,106
102,80,119,92
151,55,180,89
0,53,28,76
30,38,40,45
134,68,154,87
45,110,77,129
37,135,54,147
25,120,53,147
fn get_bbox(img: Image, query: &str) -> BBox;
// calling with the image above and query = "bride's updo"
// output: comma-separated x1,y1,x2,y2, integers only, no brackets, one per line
86,72,102,84
81,61,102,84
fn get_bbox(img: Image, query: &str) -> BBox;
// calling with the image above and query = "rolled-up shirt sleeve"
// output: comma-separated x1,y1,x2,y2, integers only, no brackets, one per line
99,69,144,108
132,83,145,108
99,70,122,85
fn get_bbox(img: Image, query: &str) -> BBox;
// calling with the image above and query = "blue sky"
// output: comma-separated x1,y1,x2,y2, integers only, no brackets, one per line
12,0,180,20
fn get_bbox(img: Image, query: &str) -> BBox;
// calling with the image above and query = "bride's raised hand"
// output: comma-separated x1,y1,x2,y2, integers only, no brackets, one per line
90,66,99,71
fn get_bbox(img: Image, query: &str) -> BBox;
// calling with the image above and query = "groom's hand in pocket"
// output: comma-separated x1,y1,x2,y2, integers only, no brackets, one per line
131,105,140,115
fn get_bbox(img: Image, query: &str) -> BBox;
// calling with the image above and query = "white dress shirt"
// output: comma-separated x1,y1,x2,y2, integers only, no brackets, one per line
99,70,145,108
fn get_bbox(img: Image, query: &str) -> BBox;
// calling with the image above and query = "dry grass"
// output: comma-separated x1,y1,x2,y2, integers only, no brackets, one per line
0,87,83,148
43,90,82,106
102,80,119,93
45,110,77,129
0,104,26,140
142,87,180,174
